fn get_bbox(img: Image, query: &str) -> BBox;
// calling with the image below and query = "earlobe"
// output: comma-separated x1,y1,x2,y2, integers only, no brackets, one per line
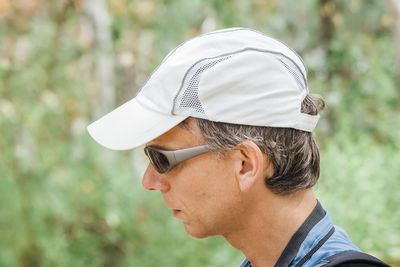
235,141,265,192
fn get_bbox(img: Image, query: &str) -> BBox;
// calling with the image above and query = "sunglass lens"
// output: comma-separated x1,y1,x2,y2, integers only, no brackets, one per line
147,149,170,173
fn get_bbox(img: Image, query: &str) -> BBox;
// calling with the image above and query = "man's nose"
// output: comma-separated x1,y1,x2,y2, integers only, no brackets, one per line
142,164,171,192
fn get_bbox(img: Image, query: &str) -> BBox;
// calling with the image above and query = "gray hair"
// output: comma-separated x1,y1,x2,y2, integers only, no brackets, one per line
188,94,325,195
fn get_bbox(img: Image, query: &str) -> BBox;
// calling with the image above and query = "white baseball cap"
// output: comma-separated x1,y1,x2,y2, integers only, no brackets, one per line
87,27,320,150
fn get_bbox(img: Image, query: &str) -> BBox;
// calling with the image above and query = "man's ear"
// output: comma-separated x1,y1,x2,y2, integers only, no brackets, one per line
234,140,267,192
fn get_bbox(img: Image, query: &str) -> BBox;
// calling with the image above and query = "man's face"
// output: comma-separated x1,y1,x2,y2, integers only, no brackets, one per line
142,119,246,239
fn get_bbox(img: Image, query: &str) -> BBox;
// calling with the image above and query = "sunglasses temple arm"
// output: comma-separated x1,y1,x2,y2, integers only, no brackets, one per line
173,145,212,164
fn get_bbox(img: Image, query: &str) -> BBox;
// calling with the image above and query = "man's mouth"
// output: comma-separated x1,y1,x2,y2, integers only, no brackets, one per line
172,209,182,217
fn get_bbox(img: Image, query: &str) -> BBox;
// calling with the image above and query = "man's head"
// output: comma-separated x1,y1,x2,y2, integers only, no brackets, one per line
140,92,324,238
87,27,325,238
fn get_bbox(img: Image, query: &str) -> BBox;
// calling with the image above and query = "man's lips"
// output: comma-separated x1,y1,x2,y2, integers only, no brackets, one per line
164,203,182,218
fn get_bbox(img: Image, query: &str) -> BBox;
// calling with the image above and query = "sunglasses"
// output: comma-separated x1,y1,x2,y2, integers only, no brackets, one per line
144,144,213,174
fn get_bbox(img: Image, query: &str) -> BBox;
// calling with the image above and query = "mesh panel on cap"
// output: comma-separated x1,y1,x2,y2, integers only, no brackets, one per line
172,55,232,117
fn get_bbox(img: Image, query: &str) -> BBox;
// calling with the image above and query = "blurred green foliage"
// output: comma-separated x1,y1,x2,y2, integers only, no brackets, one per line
0,0,399,266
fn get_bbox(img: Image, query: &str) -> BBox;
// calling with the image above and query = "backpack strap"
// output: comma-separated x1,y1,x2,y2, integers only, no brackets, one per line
316,251,391,267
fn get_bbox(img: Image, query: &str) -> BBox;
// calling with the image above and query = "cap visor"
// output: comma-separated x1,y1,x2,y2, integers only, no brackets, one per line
87,98,187,150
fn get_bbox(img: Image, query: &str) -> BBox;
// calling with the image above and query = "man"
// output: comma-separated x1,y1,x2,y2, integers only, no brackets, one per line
87,28,388,266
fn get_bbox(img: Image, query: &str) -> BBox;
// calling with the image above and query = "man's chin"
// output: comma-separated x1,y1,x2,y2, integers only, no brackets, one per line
183,223,216,240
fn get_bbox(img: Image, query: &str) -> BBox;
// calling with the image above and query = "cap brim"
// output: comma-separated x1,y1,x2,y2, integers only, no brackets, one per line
87,98,187,150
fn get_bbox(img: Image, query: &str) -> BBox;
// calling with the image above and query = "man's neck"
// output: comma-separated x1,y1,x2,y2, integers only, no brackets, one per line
223,189,317,267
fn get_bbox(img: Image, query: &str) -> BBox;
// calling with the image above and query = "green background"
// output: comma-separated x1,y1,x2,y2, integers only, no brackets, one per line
1,0,399,266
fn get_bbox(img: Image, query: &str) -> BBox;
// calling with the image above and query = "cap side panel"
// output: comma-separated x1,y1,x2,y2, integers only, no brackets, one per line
197,51,302,127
